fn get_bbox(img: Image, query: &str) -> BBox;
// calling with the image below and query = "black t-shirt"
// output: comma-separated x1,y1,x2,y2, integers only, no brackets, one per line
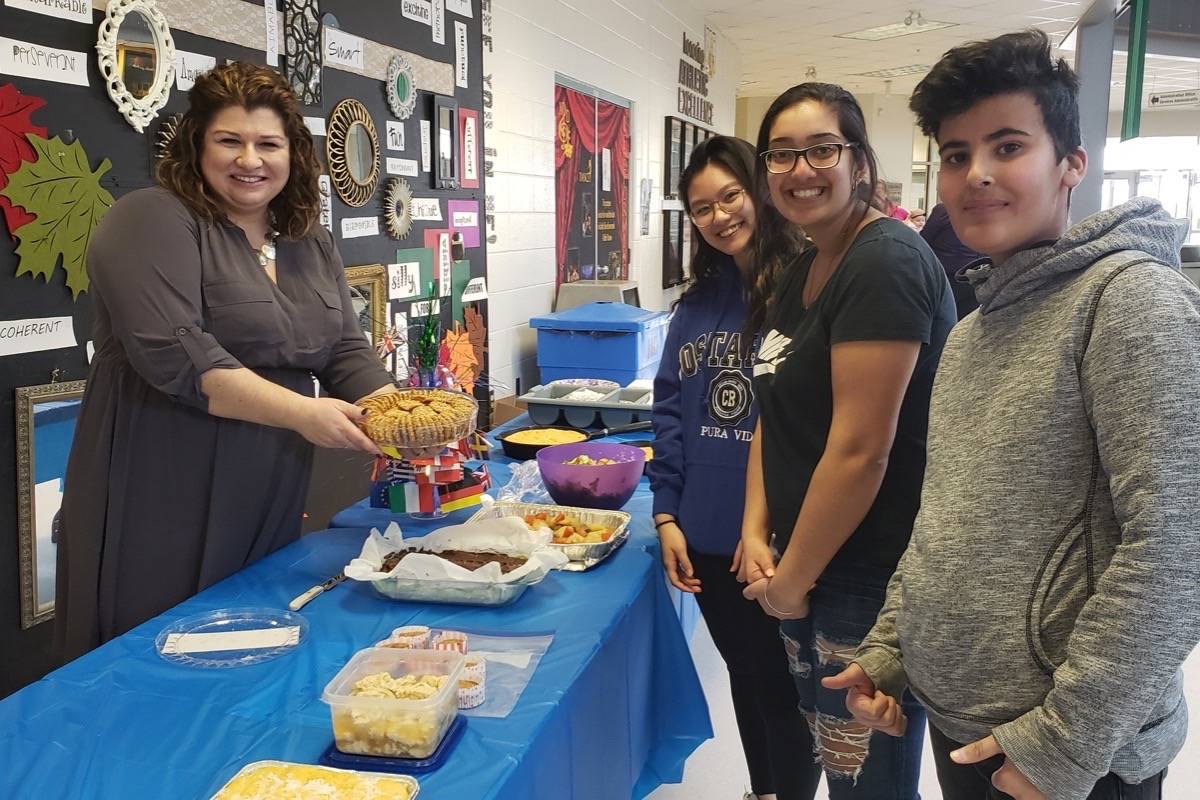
752,218,956,585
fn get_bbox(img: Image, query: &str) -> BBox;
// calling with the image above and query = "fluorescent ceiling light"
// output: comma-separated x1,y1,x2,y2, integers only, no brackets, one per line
855,64,931,78
836,19,956,41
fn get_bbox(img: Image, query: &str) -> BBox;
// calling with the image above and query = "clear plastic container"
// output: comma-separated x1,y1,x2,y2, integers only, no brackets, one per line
322,648,464,758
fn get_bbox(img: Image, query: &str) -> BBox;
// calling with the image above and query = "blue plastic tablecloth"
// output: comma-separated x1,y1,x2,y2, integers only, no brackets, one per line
0,519,713,799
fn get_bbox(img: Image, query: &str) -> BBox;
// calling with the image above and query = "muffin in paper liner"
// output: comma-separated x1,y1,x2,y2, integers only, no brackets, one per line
432,631,469,654
457,677,485,709
388,625,432,648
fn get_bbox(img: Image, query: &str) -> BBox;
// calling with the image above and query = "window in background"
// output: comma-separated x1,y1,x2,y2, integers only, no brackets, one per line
910,123,939,214
1103,136,1200,243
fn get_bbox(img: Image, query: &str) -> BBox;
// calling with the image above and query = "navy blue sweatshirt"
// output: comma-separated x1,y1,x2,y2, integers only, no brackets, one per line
649,255,757,556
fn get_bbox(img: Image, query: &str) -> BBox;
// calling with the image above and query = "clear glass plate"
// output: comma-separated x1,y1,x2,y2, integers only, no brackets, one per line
154,607,308,668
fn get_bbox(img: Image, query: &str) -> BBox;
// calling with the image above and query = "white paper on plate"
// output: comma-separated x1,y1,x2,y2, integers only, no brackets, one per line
345,519,568,584
161,626,300,654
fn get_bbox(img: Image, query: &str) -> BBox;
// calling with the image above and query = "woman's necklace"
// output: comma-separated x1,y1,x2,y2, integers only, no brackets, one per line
256,228,278,268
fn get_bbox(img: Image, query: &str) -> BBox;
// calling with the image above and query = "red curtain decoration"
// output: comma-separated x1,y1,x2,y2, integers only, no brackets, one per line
555,85,631,283
554,84,584,283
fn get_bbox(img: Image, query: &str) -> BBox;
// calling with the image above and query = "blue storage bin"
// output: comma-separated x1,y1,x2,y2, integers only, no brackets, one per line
531,302,670,386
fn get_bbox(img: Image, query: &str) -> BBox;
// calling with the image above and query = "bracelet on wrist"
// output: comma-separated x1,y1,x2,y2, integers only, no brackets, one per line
761,581,791,617
654,518,676,530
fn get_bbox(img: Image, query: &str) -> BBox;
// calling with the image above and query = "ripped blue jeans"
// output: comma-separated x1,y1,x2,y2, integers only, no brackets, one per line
779,577,926,800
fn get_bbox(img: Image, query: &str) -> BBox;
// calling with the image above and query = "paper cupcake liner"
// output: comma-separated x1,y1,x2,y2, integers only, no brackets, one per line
388,625,431,648
458,678,485,709
432,631,469,654
461,655,486,683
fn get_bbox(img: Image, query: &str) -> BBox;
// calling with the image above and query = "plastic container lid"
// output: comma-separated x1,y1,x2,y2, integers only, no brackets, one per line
530,301,668,332
154,607,308,669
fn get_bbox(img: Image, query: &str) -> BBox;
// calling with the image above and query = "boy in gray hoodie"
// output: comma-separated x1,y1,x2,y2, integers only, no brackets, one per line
823,30,1200,800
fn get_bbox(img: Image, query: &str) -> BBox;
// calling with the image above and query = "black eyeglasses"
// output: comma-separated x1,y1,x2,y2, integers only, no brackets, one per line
760,142,859,174
689,187,747,228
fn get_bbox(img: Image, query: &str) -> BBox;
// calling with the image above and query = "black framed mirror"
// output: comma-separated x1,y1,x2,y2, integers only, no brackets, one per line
432,94,459,190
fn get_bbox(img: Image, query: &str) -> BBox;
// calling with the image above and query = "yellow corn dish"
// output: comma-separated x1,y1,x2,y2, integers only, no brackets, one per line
504,428,587,446
213,763,415,800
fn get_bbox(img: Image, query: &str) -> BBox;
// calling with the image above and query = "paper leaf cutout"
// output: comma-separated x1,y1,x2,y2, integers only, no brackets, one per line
1,134,114,298
443,323,480,393
0,83,48,235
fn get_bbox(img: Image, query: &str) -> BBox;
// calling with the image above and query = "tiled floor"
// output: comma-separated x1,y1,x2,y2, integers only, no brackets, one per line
648,617,1200,800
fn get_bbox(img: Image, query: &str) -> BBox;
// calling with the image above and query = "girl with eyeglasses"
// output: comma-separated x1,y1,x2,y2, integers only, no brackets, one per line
737,84,956,798
649,136,816,800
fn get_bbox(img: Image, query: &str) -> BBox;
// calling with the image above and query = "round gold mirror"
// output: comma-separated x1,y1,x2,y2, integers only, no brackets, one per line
327,99,379,207
345,122,375,184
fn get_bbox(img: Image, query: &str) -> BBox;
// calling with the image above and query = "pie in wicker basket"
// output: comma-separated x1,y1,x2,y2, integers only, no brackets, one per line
358,389,478,448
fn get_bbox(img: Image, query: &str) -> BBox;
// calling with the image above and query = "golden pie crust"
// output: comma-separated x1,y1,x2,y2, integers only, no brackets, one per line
358,389,478,447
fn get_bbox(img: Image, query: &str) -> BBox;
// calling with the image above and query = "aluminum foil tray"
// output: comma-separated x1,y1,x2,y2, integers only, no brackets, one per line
209,760,420,799
468,502,631,571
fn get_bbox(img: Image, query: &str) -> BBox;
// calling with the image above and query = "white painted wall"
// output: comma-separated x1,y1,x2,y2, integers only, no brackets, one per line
1107,108,1200,140
485,0,741,398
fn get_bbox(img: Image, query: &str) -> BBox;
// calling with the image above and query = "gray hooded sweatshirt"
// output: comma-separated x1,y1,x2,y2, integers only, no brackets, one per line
855,197,1200,800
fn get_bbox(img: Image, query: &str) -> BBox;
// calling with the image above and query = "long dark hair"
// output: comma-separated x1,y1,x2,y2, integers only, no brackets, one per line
675,136,757,308
746,83,879,335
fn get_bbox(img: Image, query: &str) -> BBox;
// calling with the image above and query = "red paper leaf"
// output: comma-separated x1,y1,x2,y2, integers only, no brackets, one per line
0,83,48,236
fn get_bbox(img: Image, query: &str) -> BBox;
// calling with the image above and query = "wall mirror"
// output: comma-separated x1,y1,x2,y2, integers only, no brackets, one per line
433,94,459,190
328,99,380,207
386,54,417,120
345,265,386,347
16,380,86,629
97,0,176,133
283,0,322,106
384,177,414,239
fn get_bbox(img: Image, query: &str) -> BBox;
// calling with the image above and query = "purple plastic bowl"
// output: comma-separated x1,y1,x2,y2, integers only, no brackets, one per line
536,442,645,510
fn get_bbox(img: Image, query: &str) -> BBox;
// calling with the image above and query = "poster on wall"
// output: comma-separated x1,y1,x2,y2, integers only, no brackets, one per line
662,211,682,289
553,84,630,288
681,121,696,177
664,117,683,200
459,108,479,188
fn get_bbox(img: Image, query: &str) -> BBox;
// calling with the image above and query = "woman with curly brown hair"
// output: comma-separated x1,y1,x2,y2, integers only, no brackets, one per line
55,62,396,662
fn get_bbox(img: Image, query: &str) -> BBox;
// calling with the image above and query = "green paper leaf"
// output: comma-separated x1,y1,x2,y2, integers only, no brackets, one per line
0,134,114,298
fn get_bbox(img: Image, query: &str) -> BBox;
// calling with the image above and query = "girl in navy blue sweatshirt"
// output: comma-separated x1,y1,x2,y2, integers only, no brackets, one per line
649,137,817,800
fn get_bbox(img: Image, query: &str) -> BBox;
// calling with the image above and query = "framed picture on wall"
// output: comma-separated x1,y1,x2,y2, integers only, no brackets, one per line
664,116,683,200
681,121,695,176
16,380,87,629
662,210,683,289
345,265,387,348
681,212,693,281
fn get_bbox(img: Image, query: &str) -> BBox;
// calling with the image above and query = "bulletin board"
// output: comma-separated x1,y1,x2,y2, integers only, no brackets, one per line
0,0,488,697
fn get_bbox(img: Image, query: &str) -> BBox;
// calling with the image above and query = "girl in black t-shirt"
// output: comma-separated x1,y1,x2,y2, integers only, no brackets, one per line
738,83,956,799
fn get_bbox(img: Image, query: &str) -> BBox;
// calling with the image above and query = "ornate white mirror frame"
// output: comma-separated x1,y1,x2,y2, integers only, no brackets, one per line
386,54,417,120
97,0,177,134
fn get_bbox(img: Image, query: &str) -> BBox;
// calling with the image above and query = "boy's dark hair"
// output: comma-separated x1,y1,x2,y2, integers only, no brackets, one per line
910,29,1081,160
